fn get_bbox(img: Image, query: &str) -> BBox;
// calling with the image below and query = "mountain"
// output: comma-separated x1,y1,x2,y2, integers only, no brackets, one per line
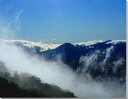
0,76,45,97
0,39,61,55
0,39,126,83
0,61,75,97
42,43,82,69
0,72,75,97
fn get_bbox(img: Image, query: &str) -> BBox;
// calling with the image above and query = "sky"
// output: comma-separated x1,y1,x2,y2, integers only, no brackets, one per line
0,0,126,43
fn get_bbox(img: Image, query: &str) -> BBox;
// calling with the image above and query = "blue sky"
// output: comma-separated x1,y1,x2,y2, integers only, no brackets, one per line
0,0,126,43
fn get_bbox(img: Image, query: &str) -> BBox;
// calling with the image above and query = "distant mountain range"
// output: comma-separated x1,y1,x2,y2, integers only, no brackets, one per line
0,39,126,83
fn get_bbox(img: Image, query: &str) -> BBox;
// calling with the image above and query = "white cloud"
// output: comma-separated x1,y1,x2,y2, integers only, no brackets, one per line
102,46,115,64
0,9,23,39
52,38,56,41
0,3,125,97
79,50,100,71
0,39,61,51
74,40,103,46
0,42,125,98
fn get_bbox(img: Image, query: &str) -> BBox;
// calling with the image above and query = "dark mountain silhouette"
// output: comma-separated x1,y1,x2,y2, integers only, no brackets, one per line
42,43,81,69
0,76,47,97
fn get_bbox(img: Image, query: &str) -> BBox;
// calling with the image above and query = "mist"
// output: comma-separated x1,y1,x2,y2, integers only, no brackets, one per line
0,4,126,97
0,41,125,98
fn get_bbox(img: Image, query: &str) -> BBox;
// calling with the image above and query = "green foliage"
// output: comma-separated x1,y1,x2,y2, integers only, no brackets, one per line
18,75,75,97
0,76,48,97
0,72,75,97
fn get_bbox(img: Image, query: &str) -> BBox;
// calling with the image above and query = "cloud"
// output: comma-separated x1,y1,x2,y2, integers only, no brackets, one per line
113,58,125,73
0,10,22,39
102,46,115,64
74,40,103,46
0,41,125,98
79,50,100,71
0,0,24,40
52,38,56,41
0,1,125,97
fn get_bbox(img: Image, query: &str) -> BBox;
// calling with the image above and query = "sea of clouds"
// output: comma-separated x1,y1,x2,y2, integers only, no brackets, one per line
0,2,126,97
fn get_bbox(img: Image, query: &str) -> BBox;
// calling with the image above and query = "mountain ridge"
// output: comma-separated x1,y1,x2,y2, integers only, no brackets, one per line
0,39,126,82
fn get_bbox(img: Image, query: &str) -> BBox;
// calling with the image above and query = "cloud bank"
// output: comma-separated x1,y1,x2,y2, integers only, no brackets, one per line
0,41,125,98
0,2,125,97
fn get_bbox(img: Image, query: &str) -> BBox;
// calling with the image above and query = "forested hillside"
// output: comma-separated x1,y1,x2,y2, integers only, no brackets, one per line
0,71,75,97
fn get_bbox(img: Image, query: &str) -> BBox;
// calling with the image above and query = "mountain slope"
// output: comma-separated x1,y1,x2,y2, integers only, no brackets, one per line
41,40,126,82
0,71,75,97
0,39,126,82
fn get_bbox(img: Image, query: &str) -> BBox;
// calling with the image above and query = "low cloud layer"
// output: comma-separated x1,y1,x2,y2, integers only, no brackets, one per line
0,42,125,98
0,4,125,97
